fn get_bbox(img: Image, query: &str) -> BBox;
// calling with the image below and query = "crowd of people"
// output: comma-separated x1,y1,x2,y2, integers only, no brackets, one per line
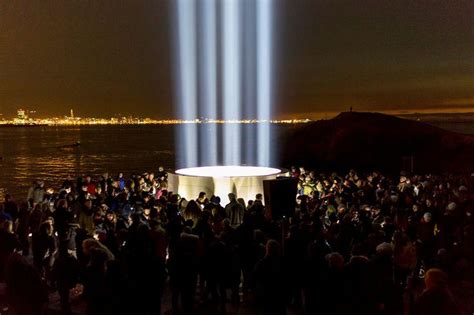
0,166,473,315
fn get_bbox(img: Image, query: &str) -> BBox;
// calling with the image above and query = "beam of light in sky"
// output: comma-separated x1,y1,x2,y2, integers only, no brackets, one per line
199,0,218,166
222,0,241,166
176,0,198,167
174,0,275,168
242,0,257,165
257,0,272,166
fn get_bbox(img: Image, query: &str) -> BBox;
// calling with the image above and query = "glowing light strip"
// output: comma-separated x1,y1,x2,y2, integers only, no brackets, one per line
176,166,281,178
199,0,218,166
222,0,241,165
257,0,272,166
176,0,198,167
242,0,257,165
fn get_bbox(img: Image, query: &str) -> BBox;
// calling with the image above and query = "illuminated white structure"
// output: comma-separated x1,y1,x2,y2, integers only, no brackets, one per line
168,166,284,203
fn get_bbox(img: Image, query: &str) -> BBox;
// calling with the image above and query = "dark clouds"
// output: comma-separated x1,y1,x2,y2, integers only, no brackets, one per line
0,0,473,118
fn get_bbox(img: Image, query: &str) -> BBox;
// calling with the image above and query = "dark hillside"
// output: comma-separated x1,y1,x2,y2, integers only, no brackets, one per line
282,112,474,173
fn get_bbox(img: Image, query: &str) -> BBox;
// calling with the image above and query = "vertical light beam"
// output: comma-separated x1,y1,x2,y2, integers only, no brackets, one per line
257,0,272,166
222,0,241,165
176,0,198,167
242,0,257,165
199,0,218,166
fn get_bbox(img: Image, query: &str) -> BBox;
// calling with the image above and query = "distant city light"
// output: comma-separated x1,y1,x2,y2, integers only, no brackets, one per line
0,112,312,126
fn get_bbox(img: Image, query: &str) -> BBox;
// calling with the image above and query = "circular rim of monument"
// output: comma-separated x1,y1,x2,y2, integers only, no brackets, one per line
174,166,283,178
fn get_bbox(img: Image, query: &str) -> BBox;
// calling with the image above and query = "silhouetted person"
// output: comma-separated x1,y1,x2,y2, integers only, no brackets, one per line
0,220,19,281
284,225,305,307
3,194,19,222
372,242,397,312
205,236,232,312
417,212,436,269
16,202,30,256
169,226,200,314
83,247,110,315
342,244,377,314
53,199,74,240
415,268,460,315
32,220,57,278
225,193,245,226
322,252,346,314
5,252,48,315
52,240,80,314
196,191,208,208
254,240,287,315
148,219,168,315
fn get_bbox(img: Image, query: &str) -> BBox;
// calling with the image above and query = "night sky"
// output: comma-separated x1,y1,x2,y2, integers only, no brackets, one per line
0,0,473,119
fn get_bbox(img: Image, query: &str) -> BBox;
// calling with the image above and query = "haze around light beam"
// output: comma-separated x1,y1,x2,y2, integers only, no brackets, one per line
173,0,274,168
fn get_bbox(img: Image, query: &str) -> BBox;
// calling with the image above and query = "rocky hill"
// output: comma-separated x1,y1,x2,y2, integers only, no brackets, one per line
282,111,474,173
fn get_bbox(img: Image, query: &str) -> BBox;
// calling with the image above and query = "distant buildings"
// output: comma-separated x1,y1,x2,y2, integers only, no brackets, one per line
0,109,311,126
17,109,27,120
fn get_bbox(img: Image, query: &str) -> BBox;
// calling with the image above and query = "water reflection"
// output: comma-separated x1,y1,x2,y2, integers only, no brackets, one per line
0,125,177,197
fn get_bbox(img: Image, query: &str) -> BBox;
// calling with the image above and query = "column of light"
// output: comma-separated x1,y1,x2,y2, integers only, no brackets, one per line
257,0,272,166
222,0,241,165
176,0,198,167
242,0,257,165
199,0,218,166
